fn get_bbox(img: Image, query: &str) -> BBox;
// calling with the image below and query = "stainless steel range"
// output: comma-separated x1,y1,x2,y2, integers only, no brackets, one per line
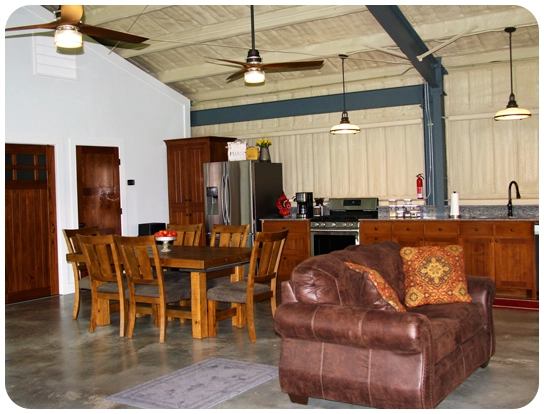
310,197,379,256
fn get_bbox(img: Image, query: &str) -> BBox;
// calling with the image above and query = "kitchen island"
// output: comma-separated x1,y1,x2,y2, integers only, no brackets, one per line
263,209,538,299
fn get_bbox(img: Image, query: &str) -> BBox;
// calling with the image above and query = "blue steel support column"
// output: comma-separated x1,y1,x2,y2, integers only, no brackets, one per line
422,58,448,215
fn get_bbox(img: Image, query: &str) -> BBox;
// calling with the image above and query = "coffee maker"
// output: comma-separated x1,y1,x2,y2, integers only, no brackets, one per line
295,192,313,218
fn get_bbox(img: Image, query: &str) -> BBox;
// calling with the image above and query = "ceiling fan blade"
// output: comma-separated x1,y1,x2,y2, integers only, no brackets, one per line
226,68,247,82
78,24,148,44
59,5,84,25
261,60,325,70
5,21,60,32
206,57,251,68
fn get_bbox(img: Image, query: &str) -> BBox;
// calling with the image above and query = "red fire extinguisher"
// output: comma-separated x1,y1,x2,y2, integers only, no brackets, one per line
416,174,424,200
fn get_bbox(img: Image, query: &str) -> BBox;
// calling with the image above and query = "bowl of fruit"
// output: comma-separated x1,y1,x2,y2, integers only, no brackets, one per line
154,229,178,252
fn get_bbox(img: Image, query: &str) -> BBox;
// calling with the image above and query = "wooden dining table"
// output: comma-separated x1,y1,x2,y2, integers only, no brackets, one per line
66,245,252,339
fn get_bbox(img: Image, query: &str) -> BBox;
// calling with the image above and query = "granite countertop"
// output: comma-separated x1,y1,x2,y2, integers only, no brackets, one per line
265,204,539,224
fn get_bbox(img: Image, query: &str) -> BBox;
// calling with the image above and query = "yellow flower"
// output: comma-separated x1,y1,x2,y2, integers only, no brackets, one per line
256,138,272,148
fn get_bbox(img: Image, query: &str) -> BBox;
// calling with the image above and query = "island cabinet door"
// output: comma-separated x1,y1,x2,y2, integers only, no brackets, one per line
493,222,536,299
391,222,425,247
459,222,495,279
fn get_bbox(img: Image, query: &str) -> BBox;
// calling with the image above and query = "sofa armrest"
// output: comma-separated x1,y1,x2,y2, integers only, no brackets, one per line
466,275,496,311
274,302,432,353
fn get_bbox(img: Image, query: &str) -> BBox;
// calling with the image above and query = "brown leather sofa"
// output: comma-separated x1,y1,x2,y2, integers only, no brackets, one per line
274,241,495,409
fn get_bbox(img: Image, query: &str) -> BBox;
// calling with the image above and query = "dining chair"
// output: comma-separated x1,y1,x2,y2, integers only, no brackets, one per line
63,226,101,319
167,223,203,246
210,224,250,248
114,235,192,343
77,234,126,336
163,223,204,284
207,224,250,288
206,229,289,342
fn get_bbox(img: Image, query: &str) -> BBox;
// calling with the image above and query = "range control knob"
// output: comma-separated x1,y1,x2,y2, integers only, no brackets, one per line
341,222,347,227
320,222,326,228
331,222,337,227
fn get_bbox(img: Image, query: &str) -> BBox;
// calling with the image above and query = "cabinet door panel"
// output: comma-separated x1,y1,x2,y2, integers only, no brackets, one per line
460,237,495,278
494,237,535,293
392,222,424,247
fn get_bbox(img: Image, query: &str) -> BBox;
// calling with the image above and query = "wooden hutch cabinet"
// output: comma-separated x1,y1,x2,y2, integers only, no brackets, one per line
165,136,236,244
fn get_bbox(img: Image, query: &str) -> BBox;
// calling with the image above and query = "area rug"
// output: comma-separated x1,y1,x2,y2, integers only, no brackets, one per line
105,358,279,409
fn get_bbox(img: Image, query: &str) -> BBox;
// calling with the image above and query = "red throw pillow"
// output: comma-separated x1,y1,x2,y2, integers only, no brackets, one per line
400,245,472,307
344,262,406,312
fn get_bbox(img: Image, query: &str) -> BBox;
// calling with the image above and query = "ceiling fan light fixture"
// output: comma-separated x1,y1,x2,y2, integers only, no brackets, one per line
54,25,82,48
244,67,265,84
330,54,359,135
494,27,531,121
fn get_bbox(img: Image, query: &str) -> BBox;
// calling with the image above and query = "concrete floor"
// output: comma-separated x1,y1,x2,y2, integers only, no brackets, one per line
4,291,540,410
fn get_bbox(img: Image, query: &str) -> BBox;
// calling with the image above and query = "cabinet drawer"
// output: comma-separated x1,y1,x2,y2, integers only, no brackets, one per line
263,219,309,234
494,221,534,237
360,221,392,235
459,222,494,236
424,221,458,235
391,222,424,234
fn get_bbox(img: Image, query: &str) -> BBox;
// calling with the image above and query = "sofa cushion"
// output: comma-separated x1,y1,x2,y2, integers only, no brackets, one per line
408,302,486,363
401,245,472,307
290,241,406,306
344,262,406,312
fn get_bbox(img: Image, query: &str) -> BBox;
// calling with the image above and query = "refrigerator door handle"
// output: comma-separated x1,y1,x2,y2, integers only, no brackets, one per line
222,172,231,225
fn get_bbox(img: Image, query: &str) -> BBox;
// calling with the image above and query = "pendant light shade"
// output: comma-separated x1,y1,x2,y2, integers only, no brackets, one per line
54,25,83,48
494,27,531,121
330,54,360,134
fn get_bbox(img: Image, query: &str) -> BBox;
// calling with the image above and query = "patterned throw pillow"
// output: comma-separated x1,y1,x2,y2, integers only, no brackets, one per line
400,245,472,307
344,262,406,312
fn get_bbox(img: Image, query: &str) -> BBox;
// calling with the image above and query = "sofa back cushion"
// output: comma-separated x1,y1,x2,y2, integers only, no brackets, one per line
290,241,406,306
401,245,472,307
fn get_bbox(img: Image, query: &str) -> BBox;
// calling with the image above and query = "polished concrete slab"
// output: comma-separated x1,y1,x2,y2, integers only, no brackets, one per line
4,291,540,409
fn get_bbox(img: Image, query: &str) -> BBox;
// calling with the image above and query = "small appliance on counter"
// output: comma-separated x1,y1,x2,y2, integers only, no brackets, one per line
295,192,313,219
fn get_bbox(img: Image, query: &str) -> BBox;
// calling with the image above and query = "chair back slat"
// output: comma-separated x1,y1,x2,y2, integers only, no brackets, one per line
63,226,100,255
115,235,162,284
250,230,288,285
210,224,250,247
167,223,203,246
77,234,120,284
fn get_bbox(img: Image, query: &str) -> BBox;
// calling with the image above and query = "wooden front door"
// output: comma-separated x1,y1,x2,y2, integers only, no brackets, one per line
5,144,59,303
76,146,121,235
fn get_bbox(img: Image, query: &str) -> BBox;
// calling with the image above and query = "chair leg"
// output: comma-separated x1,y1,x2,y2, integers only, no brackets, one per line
207,300,218,337
72,287,81,320
158,304,167,343
119,299,127,337
246,302,257,343
126,300,136,339
88,293,97,333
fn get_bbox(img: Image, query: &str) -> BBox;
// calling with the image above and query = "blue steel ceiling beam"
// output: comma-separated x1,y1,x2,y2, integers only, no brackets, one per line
366,5,446,88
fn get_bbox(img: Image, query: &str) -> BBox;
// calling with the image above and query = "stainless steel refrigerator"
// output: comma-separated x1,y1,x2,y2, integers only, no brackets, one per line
203,161,283,246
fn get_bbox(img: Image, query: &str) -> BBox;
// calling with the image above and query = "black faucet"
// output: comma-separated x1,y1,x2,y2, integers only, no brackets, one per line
507,180,521,217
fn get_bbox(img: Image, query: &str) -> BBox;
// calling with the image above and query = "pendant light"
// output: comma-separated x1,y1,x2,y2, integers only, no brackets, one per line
330,54,360,134
494,27,531,121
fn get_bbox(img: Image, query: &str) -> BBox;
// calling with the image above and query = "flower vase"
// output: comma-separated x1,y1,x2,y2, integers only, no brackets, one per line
259,147,271,162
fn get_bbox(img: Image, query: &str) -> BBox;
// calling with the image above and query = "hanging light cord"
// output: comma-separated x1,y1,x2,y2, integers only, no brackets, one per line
508,29,514,99
341,54,347,114
250,5,256,51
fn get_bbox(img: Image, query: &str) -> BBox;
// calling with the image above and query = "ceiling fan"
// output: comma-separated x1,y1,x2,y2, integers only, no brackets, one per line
206,5,324,84
5,5,148,48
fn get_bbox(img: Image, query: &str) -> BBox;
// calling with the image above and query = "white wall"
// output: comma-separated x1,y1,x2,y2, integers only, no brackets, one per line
4,6,191,294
